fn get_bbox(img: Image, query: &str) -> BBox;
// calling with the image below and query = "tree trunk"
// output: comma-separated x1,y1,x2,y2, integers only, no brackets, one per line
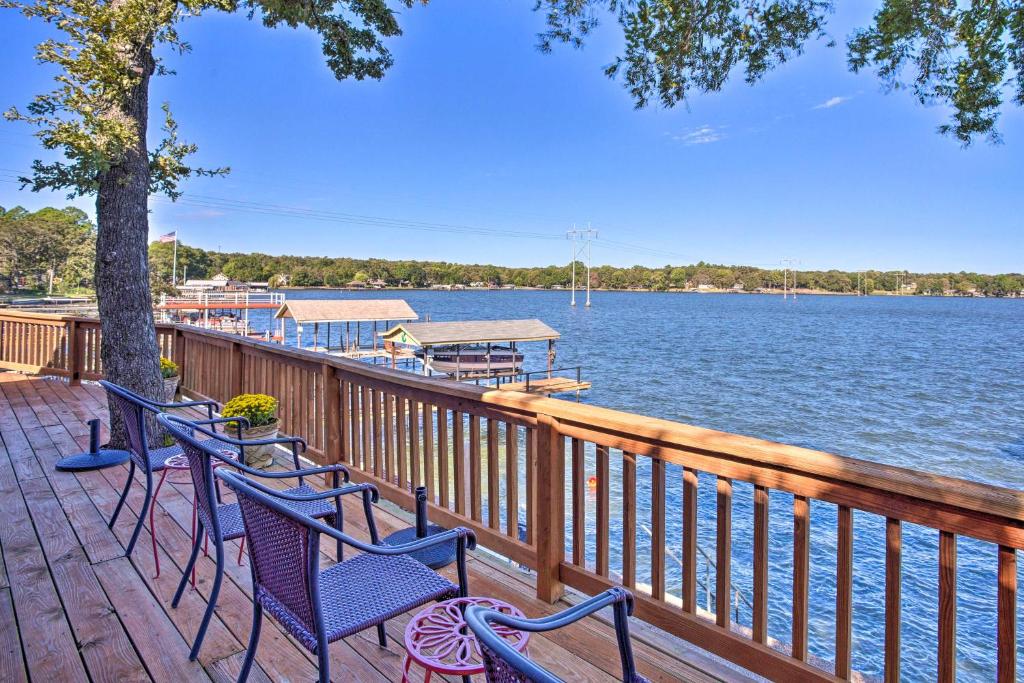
95,44,162,449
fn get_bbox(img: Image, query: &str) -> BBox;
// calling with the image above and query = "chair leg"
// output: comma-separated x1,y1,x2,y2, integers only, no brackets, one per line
150,469,170,578
376,623,387,647
109,461,135,529
189,540,224,661
236,599,263,683
173,523,203,608
317,644,330,683
126,470,153,556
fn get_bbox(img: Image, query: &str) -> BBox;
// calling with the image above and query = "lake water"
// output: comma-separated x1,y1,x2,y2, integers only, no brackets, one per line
244,289,1024,680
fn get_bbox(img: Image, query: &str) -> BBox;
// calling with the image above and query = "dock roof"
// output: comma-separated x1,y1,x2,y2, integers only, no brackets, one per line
382,319,559,346
274,299,418,323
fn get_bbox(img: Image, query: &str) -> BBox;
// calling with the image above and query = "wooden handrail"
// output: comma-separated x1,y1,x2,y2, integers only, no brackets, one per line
4,311,1021,682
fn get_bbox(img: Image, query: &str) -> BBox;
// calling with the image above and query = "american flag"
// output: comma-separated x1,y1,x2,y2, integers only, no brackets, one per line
158,231,177,243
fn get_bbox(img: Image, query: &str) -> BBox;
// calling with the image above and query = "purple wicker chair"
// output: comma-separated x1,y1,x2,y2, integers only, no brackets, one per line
215,467,476,683
465,588,648,683
158,412,376,661
100,380,238,557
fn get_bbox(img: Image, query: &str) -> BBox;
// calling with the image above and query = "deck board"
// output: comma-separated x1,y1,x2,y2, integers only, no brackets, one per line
0,372,735,682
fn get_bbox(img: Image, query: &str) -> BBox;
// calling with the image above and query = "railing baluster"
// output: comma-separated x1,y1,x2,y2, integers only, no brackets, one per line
525,427,535,545
753,484,769,643
409,399,420,487
836,505,853,679
423,402,435,500
652,458,666,600
792,495,810,661
487,418,500,530
998,545,1016,683
340,379,351,464
469,415,481,521
572,438,585,566
596,444,610,576
505,423,519,538
437,407,450,509
716,476,732,627
453,411,466,515
682,467,697,613
885,517,902,683
622,452,636,589
384,393,395,485
396,397,407,489
371,388,383,478
938,530,957,683
349,380,361,469
361,385,372,473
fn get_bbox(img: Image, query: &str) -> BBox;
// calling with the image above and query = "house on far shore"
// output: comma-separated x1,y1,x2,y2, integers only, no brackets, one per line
731,282,745,292
697,283,715,291
178,272,256,293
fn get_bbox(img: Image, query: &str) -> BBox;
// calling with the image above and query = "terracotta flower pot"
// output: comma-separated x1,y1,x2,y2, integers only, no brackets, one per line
163,376,180,402
239,419,279,469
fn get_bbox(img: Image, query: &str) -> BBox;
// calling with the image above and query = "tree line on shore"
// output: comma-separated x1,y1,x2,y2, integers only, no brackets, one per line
0,205,96,294
2,207,1020,298
148,240,1024,297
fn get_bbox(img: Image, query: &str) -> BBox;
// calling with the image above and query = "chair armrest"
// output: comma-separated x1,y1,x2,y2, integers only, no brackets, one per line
465,588,639,683
194,416,250,428
238,476,375,503
150,397,220,418
375,526,477,555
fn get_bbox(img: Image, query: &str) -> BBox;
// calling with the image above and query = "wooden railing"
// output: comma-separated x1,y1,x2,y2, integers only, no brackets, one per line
0,310,175,383
2,311,1022,682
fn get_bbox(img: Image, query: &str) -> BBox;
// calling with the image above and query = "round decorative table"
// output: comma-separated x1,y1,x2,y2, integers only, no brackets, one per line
151,447,240,581
402,596,529,682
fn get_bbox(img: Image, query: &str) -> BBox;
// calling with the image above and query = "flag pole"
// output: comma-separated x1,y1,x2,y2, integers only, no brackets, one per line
171,232,178,287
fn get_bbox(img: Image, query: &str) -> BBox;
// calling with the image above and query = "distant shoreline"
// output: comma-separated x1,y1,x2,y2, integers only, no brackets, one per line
276,285,1010,299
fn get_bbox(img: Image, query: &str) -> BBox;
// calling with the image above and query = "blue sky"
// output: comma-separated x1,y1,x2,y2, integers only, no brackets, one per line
1,2,1021,273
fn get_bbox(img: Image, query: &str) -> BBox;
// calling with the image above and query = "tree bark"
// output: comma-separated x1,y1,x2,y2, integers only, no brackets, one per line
95,43,162,449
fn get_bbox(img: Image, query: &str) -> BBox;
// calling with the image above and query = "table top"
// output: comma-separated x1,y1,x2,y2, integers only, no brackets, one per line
404,596,529,675
164,448,238,471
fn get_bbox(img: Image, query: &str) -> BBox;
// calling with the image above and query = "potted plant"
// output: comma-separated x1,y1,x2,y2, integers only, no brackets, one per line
160,357,180,401
221,393,279,469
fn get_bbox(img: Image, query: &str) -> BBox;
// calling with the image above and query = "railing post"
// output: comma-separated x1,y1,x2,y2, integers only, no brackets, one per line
535,413,565,603
322,361,342,467
67,318,81,385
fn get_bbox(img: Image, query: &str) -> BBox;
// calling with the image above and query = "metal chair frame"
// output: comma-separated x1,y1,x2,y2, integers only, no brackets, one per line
215,467,476,683
158,412,374,661
465,588,645,683
100,380,225,556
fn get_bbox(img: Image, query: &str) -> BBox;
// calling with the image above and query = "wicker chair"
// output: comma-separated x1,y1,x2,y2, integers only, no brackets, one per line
157,412,378,661
100,380,237,557
215,467,476,683
465,588,649,683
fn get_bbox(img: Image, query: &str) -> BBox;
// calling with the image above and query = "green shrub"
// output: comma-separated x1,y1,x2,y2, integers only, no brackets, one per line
160,356,179,378
222,393,278,428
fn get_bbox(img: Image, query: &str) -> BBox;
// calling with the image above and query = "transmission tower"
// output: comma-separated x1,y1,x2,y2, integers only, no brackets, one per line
781,258,799,300
567,224,598,307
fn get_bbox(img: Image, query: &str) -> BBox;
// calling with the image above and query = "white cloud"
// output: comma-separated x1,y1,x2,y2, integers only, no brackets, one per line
813,96,851,110
671,125,726,145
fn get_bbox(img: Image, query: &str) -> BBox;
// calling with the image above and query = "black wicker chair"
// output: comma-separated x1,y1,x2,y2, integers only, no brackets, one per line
465,588,649,683
214,466,476,683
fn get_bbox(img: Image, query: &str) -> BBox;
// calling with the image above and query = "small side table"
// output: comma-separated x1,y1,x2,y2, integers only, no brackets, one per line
403,596,529,682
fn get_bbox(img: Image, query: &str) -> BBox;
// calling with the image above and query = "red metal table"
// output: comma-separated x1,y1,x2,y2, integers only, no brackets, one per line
403,596,529,682
151,448,244,581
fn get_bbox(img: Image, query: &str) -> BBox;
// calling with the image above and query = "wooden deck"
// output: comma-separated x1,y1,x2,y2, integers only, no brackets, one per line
0,373,738,682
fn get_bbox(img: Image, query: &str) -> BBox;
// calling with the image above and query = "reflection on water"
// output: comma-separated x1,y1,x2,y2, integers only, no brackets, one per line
243,289,1024,680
